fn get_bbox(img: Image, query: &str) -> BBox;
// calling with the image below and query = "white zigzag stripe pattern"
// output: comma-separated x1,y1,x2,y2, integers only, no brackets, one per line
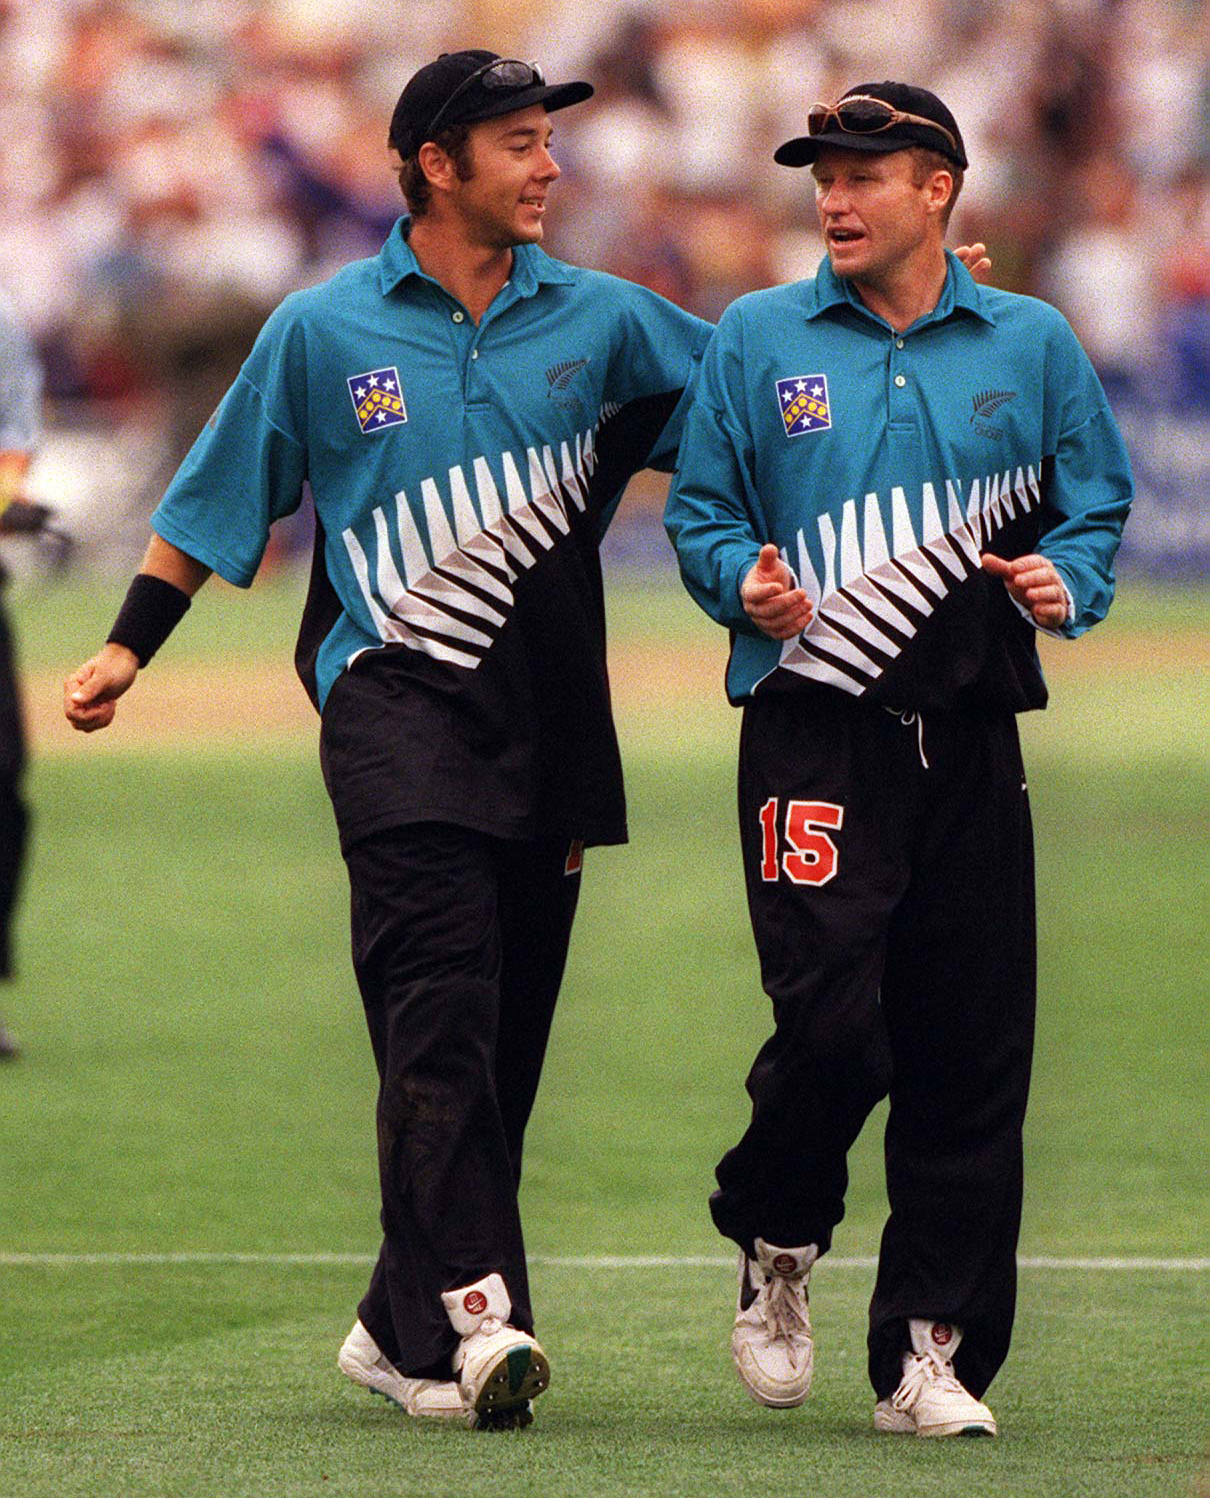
778,464,1042,692
342,405,620,669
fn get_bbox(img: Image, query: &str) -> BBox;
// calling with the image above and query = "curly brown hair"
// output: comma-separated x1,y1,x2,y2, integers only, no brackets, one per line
398,123,474,217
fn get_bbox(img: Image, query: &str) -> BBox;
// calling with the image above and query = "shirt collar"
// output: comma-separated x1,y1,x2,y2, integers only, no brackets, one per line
805,249,996,329
377,216,577,297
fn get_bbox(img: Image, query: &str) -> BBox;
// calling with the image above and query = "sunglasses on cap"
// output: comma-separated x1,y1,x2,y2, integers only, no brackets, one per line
427,58,546,141
807,95,959,158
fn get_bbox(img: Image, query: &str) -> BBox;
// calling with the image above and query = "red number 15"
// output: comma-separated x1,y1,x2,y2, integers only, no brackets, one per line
758,798,845,886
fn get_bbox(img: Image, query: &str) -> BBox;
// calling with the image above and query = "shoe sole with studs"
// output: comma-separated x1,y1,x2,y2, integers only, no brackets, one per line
468,1343,549,1428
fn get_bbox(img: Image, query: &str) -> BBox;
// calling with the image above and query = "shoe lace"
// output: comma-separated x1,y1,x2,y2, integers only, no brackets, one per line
891,1351,965,1411
758,1273,810,1341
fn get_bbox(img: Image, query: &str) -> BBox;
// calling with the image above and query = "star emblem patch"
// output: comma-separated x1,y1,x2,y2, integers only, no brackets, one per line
776,373,831,437
348,366,407,435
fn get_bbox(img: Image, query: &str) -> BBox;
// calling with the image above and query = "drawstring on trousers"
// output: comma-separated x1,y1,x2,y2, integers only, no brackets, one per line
884,707,929,769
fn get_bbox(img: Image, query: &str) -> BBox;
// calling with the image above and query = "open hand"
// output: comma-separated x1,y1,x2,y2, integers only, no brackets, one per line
955,242,991,282
741,544,813,640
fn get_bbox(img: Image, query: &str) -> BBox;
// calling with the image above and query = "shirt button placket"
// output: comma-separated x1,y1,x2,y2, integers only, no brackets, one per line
465,332,483,402
890,332,908,417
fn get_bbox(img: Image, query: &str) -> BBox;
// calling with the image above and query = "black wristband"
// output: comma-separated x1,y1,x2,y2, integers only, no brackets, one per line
106,573,191,667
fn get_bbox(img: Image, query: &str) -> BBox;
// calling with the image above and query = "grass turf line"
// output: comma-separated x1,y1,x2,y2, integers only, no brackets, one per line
0,1263,1202,1498
0,573,1205,1494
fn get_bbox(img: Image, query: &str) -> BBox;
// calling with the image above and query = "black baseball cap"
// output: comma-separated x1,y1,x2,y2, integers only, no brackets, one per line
775,81,967,169
389,49,593,159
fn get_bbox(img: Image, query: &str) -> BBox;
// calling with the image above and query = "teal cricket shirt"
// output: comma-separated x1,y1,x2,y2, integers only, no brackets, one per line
665,252,1133,710
152,218,710,848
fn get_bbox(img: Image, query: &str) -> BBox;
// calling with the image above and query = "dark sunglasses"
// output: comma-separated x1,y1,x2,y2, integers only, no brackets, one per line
427,59,546,142
806,95,959,158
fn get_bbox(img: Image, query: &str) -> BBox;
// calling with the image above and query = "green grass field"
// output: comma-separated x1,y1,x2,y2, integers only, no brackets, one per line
1,567,1206,1496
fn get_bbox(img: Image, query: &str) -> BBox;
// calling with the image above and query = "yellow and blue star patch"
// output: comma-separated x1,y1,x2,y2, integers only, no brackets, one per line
348,367,407,435
776,374,831,437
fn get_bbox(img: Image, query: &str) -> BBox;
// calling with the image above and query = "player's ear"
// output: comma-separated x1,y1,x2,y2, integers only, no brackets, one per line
924,167,954,218
417,140,458,194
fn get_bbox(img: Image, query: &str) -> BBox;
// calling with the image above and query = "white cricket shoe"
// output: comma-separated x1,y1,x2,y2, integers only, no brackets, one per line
873,1319,997,1437
731,1238,818,1407
441,1272,549,1430
338,1319,464,1419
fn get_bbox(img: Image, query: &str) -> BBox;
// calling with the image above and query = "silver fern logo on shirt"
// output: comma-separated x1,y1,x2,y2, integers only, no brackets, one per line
546,358,589,411
340,403,621,671
776,464,1043,697
970,388,1015,440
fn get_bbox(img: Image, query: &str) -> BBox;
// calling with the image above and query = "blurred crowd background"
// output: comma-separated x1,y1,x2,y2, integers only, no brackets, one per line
0,0,1205,574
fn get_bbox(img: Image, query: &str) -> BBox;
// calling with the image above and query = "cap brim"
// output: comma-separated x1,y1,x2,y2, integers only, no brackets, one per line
774,131,913,167
775,126,966,169
448,80,594,131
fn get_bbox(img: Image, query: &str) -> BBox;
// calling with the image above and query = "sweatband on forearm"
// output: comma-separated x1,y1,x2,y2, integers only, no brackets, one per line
106,573,192,667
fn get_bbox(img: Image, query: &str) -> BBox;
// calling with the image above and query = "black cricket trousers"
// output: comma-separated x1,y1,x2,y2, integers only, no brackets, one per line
344,823,581,1378
0,596,27,981
711,689,1036,1401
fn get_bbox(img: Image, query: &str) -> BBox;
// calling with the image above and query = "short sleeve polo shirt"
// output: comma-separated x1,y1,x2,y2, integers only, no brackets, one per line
152,219,711,850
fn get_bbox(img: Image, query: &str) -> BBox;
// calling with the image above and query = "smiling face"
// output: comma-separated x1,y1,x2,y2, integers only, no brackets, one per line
811,145,951,290
445,104,560,250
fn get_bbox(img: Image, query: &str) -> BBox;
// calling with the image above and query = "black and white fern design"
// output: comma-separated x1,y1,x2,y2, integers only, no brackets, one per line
547,358,589,390
971,388,1016,418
